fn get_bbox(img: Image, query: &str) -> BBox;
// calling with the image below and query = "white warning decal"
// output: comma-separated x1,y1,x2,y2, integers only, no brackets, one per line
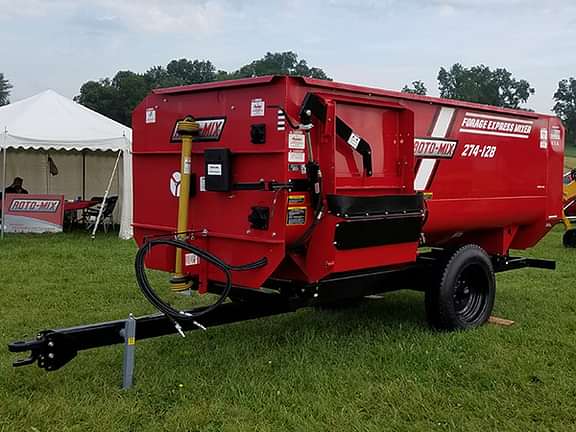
288,150,305,163
251,98,265,117
183,158,192,175
540,128,548,149
207,164,222,176
347,132,361,149
551,126,562,150
145,108,156,124
185,253,199,266
288,132,306,149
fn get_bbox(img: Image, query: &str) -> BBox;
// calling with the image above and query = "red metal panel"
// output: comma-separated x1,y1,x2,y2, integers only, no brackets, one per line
133,78,289,288
153,76,276,95
298,76,543,119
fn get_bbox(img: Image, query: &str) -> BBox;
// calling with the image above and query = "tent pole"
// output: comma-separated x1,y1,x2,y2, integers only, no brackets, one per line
45,151,49,194
119,135,133,240
1,130,7,239
91,150,121,239
82,150,86,200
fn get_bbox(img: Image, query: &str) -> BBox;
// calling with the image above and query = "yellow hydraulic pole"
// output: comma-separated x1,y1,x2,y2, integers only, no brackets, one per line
170,116,200,291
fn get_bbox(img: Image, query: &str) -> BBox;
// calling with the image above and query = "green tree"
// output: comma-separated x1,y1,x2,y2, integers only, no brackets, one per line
75,79,120,121
112,71,150,125
145,59,219,89
144,66,172,88
167,59,217,84
437,63,534,109
230,52,330,80
553,78,576,146
75,52,330,125
0,73,13,106
402,80,427,95
75,71,149,126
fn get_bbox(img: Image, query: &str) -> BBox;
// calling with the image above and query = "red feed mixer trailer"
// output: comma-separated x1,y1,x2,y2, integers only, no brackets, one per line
9,76,564,375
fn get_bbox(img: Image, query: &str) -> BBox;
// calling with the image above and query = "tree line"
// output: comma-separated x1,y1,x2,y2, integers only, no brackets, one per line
0,73,12,106
1,54,575,147
75,52,330,126
402,64,575,146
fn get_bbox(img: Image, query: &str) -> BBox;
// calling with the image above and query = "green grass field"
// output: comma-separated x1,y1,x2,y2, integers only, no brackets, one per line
1,229,575,432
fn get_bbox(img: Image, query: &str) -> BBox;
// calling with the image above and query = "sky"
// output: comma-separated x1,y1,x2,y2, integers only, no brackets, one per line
1,0,575,114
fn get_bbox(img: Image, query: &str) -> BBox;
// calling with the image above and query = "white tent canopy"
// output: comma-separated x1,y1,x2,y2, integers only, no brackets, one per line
0,90,133,239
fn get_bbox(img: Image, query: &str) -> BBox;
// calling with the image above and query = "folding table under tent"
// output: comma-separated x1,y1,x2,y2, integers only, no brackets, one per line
0,90,133,239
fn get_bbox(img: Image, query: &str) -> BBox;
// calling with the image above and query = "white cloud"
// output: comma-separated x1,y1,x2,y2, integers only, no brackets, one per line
437,3,456,16
0,0,243,34
97,0,237,34
2,0,576,113
0,0,77,18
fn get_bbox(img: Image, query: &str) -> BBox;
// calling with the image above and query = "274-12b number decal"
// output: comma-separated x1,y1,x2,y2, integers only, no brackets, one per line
461,144,496,158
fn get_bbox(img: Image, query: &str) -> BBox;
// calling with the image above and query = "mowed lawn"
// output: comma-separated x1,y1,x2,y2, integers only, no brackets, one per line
1,226,575,432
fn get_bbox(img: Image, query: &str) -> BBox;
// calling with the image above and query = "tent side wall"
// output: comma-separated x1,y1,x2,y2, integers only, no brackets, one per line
1,148,124,223
0,90,133,238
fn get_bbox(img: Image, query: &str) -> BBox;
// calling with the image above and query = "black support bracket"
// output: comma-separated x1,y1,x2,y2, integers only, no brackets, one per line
300,93,373,176
492,256,556,273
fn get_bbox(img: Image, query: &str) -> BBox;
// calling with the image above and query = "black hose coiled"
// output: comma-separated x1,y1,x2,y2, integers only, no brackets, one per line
135,238,267,321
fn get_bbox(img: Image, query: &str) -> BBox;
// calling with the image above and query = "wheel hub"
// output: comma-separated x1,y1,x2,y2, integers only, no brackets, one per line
453,266,487,322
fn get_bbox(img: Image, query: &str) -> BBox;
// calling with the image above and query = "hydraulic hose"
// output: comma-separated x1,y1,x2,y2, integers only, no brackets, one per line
135,238,267,321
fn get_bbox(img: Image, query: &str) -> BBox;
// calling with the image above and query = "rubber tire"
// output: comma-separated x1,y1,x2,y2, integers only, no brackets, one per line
425,244,495,331
563,230,576,248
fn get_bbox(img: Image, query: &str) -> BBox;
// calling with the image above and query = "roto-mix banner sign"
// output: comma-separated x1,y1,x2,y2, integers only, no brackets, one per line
4,194,64,233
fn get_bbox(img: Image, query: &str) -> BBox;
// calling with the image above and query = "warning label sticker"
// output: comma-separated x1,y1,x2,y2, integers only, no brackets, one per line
288,150,305,163
347,133,361,149
251,98,265,117
185,253,199,266
288,195,305,205
551,126,562,150
183,158,192,175
288,132,306,149
145,108,156,124
207,163,222,176
287,207,307,225
540,128,548,149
